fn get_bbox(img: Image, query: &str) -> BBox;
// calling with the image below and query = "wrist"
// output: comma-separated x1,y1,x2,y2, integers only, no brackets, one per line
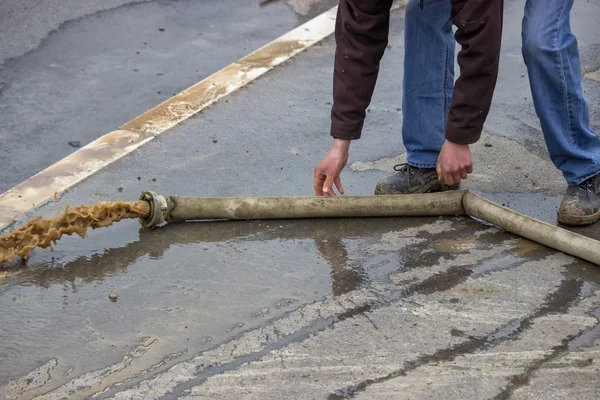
445,139,469,148
332,138,351,152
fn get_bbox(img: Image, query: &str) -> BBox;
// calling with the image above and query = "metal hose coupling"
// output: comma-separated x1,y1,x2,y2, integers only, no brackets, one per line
139,191,168,228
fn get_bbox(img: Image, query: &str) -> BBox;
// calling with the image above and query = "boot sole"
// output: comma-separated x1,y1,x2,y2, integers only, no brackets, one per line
557,210,600,226
374,180,459,195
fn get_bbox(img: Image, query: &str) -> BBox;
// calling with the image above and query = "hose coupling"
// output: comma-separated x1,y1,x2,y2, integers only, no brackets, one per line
139,191,168,228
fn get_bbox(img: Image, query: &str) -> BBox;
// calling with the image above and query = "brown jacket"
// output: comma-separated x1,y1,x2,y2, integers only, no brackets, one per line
330,0,503,144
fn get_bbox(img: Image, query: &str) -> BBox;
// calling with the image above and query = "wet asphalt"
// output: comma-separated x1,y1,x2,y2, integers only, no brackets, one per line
1,0,600,399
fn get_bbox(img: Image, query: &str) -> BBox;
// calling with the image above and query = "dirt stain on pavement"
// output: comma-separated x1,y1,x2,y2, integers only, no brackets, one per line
432,238,477,253
513,238,545,257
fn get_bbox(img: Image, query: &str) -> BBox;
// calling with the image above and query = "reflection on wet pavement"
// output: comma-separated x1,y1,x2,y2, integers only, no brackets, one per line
314,234,366,297
0,217,440,393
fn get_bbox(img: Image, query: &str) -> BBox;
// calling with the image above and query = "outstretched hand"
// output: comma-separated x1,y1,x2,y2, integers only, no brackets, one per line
314,139,350,196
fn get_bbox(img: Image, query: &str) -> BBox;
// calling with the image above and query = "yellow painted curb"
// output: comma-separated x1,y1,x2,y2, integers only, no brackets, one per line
122,7,337,134
121,62,270,134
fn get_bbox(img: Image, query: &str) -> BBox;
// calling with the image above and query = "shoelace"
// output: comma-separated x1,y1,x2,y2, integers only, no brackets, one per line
393,163,415,175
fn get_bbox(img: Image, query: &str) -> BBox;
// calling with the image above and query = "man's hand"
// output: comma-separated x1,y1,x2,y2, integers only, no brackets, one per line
314,139,350,196
436,140,473,185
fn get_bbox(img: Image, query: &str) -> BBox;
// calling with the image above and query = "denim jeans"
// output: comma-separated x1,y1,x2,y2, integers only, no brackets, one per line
403,0,600,185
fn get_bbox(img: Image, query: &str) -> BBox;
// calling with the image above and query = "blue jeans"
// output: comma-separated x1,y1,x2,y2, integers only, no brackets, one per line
403,0,600,185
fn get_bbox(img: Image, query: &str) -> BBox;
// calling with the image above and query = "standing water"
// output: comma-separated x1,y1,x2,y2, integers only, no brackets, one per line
0,200,150,264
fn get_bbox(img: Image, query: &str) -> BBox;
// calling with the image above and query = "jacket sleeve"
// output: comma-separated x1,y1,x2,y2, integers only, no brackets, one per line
330,0,394,140
446,0,504,144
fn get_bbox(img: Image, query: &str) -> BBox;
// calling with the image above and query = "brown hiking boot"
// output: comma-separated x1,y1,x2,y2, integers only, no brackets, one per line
374,163,459,195
557,173,600,226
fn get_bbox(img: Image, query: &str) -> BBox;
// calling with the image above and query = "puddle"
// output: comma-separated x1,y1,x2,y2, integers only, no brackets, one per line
568,307,600,351
2,214,599,397
0,217,421,389
314,235,367,296
470,253,525,276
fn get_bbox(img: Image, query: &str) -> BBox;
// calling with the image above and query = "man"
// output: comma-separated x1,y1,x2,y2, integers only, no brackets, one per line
314,0,600,227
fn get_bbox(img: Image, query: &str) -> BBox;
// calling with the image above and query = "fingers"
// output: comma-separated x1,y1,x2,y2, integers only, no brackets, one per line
314,150,347,196
334,176,344,195
466,164,473,174
314,170,326,196
452,172,461,185
322,176,336,196
443,171,455,186
439,166,470,185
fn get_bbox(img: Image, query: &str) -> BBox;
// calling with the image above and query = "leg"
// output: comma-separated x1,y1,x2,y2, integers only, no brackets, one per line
375,0,456,195
522,0,600,185
403,0,454,168
522,0,600,225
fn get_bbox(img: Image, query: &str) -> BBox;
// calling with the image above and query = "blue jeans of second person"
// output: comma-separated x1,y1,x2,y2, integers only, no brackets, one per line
403,0,600,185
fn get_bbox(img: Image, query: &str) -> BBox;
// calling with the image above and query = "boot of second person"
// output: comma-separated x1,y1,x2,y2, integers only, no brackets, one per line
374,163,459,195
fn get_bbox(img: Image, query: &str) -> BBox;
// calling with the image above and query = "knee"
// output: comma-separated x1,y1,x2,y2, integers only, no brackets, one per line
521,23,550,65
522,33,539,64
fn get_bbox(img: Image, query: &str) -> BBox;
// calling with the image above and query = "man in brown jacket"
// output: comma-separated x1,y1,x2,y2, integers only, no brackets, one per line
314,0,600,226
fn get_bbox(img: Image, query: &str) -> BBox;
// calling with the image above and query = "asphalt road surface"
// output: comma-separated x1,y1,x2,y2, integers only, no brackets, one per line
1,1,599,399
